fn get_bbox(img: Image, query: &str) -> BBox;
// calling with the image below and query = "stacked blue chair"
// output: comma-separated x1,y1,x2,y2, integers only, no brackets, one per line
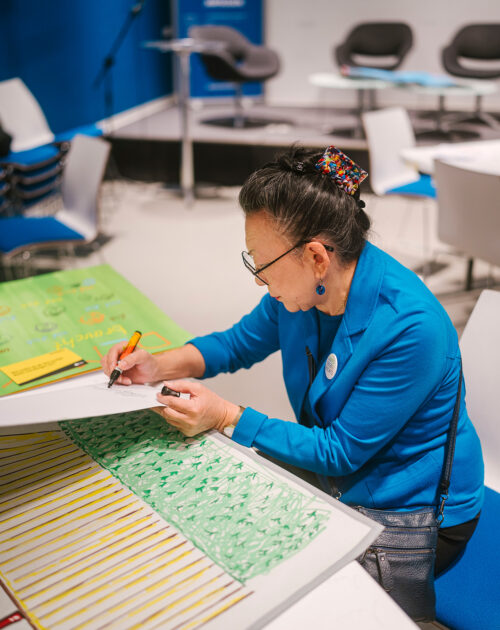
0,166,10,216
0,78,102,215
0,134,111,279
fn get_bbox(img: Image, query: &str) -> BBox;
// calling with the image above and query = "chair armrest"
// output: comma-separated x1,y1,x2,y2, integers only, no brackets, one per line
442,45,500,79
241,45,280,78
335,43,351,67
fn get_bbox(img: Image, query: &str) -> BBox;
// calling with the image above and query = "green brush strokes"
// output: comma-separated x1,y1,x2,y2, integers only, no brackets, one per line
61,411,330,582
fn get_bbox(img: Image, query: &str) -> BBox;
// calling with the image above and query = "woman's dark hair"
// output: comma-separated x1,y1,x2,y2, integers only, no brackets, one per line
238,145,371,264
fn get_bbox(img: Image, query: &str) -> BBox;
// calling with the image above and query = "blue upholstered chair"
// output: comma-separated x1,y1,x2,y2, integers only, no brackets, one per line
361,106,436,198
435,290,500,629
0,78,102,213
361,107,436,277
0,135,110,278
435,488,500,629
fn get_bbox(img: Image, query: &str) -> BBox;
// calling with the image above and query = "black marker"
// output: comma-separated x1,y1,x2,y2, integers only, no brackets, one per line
161,385,181,397
108,330,142,388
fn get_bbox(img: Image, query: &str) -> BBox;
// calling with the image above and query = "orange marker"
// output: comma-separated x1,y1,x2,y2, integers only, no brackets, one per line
107,330,142,388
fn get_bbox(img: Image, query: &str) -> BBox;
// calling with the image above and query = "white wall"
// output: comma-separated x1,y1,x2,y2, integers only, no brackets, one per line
265,0,500,110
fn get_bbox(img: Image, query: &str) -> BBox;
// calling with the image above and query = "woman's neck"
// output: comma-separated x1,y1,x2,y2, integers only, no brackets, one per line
316,258,357,316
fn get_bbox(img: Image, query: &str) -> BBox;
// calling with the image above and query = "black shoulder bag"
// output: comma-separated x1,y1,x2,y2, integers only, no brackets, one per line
0,120,12,157
355,365,463,622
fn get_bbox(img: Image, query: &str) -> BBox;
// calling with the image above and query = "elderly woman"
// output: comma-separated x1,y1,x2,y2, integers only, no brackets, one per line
102,145,483,575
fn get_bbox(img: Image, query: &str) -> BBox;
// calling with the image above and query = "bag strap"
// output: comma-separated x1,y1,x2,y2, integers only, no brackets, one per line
436,359,463,525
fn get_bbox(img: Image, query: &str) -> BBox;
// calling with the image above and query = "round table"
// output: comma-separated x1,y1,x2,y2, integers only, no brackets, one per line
309,72,390,138
144,38,225,206
401,139,500,175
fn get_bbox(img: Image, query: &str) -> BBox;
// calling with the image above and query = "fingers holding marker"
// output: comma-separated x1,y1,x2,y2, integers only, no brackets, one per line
156,381,202,436
157,381,192,405
117,348,148,372
103,341,127,373
115,372,132,386
101,343,122,376
107,331,142,388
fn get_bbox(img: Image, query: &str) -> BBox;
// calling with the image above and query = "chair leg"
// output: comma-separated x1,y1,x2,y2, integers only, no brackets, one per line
465,258,474,291
20,251,33,278
421,200,432,281
486,264,495,288
416,95,480,141
63,244,76,269
366,194,378,224
443,95,500,131
2,259,14,281
234,84,244,129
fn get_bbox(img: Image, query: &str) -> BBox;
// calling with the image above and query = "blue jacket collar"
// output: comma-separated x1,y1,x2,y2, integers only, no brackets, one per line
307,242,386,419
342,241,386,337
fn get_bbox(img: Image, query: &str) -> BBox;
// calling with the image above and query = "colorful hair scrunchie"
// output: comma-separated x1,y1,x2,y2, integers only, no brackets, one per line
315,146,368,195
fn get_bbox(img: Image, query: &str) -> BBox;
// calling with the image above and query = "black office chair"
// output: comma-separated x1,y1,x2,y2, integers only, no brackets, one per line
331,22,413,136
189,25,282,128
442,24,500,130
335,22,413,72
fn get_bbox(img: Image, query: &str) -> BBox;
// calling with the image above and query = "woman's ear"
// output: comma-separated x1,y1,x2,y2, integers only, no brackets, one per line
303,242,331,277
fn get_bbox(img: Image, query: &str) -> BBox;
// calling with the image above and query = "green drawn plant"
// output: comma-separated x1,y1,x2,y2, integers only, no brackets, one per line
62,410,330,582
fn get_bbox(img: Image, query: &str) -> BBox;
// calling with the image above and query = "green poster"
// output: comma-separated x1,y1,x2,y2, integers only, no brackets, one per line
0,265,190,396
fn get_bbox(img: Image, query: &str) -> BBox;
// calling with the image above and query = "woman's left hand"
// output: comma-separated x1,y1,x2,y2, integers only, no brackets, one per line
154,380,240,437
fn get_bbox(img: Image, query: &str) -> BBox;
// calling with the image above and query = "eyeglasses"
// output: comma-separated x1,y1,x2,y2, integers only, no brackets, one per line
241,241,334,285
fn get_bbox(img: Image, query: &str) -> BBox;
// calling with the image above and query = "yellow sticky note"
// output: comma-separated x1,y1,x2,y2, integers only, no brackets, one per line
1,349,86,385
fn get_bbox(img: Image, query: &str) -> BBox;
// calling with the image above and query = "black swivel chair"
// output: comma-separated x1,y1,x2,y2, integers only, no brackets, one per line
189,25,282,129
335,22,413,72
332,22,413,137
442,24,500,130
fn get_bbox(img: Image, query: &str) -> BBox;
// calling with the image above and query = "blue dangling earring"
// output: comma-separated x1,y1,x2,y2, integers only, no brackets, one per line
316,283,326,296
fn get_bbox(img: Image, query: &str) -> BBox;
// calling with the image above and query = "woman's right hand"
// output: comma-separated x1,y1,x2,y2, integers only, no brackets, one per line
101,343,161,386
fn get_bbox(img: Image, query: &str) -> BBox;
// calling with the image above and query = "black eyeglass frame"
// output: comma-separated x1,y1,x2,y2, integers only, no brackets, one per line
241,240,335,285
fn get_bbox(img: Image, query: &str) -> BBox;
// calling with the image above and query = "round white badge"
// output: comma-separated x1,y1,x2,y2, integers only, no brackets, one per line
325,353,338,380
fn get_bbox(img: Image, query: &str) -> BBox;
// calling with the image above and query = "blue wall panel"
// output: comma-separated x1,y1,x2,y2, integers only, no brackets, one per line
175,0,263,98
0,0,173,134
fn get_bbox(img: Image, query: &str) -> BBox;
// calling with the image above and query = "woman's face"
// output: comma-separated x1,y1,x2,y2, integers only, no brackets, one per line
244,210,322,313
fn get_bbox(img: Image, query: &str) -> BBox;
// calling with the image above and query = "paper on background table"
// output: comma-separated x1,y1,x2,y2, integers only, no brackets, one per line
401,139,500,175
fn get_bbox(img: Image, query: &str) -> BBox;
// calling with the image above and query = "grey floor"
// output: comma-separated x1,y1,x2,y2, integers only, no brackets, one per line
110,100,500,150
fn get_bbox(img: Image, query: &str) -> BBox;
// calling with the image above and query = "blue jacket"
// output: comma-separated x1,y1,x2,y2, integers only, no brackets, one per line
190,242,484,526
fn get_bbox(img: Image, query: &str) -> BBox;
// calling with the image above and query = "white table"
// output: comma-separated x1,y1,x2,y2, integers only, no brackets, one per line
401,139,500,175
402,138,500,291
309,72,390,138
144,38,225,206
267,560,417,630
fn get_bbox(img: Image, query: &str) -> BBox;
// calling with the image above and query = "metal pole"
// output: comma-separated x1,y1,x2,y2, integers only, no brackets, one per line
178,50,194,206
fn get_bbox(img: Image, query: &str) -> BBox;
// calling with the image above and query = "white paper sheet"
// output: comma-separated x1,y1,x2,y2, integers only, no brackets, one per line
0,373,189,426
